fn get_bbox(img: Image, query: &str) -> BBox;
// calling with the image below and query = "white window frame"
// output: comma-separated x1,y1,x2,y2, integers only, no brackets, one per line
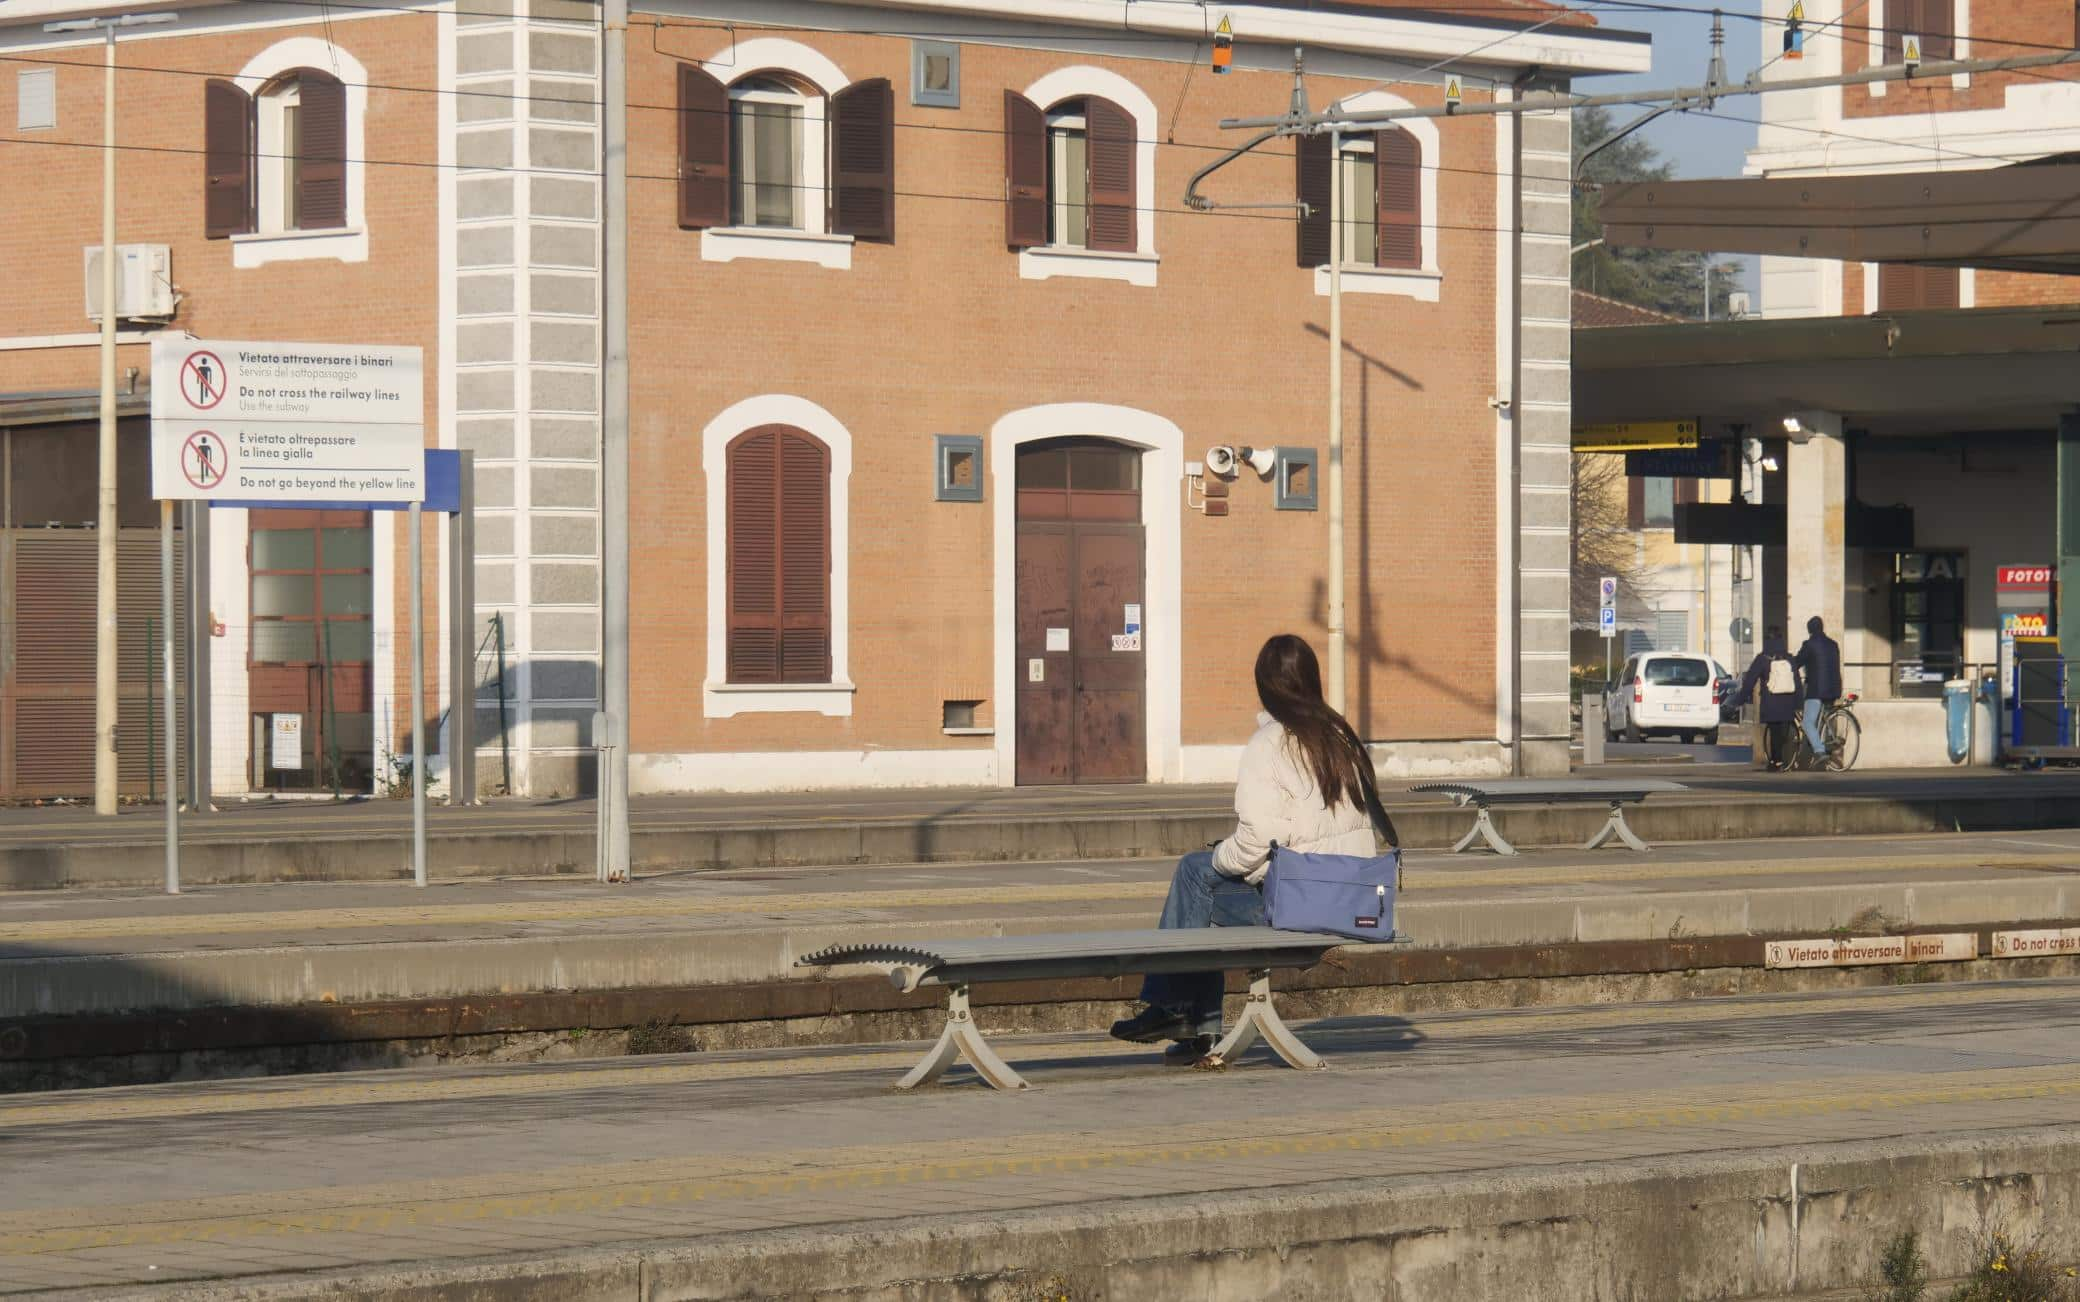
257,78,304,236
1313,92,1442,302
1017,66,1160,288
230,37,368,268
1046,108,1088,250
1336,135,1378,267
698,37,855,270
727,78,816,234
701,394,855,717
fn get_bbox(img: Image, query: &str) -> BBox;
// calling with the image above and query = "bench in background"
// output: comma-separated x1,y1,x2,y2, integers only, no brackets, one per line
1410,778,1690,856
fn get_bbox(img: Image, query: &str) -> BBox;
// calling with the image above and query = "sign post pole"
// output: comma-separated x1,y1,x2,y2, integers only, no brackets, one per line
161,498,180,894
409,501,427,888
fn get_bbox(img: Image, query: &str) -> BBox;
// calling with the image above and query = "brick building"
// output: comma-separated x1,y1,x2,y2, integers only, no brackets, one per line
0,0,1648,799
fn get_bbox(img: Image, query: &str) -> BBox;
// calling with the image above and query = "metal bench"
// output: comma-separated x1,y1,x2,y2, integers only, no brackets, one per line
797,927,1395,1092
1410,778,1690,856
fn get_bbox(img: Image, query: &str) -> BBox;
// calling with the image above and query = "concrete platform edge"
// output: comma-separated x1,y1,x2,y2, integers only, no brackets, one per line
54,1125,2080,1301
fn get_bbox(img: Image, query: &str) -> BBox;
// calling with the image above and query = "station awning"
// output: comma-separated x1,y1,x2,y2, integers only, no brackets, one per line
1573,305,2080,437
1597,158,2080,275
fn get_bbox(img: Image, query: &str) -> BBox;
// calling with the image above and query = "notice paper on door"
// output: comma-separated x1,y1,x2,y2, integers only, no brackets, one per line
1112,633,1141,652
1124,603,1142,635
271,713,304,770
1045,627,1070,652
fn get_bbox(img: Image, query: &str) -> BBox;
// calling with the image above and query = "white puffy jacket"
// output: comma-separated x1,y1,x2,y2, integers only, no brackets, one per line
1211,714,1377,885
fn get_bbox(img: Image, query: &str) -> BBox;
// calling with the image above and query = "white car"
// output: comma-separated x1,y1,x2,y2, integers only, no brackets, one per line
1606,652,1723,744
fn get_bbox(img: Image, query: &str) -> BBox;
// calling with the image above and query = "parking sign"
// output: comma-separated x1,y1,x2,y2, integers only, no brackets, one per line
1599,576,1618,608
1599,607,1618,637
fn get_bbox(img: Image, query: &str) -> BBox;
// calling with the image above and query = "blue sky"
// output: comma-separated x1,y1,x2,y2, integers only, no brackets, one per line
1576,0,1770,298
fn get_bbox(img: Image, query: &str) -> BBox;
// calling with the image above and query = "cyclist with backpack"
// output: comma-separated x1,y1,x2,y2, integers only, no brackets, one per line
1731,625,1805,770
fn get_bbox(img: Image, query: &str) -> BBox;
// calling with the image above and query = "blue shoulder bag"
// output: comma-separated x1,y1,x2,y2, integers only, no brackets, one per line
1261,790,1402,943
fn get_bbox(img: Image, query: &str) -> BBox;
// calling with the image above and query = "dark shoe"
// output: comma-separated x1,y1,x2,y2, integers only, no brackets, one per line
1163,1035,1215,1066
1110,1005,1194,1044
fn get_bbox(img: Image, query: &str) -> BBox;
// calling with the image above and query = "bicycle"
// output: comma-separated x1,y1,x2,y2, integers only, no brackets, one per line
1787,694,1862,772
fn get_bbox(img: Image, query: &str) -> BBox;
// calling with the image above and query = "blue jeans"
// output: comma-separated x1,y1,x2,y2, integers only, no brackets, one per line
1138,849,1265,1034
1802,698,1826,756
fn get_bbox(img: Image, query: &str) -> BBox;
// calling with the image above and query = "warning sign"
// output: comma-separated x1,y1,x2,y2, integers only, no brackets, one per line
180,430,229,490
151,338,424,503
178,349,228,410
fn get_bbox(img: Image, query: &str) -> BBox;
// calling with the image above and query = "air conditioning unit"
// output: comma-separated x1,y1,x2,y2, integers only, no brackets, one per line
84,244,176,322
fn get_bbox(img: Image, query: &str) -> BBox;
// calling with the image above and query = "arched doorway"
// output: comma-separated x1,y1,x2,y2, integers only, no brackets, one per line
1014,438,1146,784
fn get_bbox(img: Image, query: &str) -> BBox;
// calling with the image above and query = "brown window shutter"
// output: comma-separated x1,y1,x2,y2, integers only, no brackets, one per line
726,429,781,683
1295,133,1330,268
1919,0,1954,60
1084,95,1136,253
1627,473,1645,530
677,63,728,230
295,69,347,231
777,431,832,683
727,427,832,684
1675,477,1699,506
1003,90,1047,248
1884,0,1905,63
1920,265,1959,308
204,79,254,238
1877,261,1917,309
829,77,894,242
1375,127,1422,269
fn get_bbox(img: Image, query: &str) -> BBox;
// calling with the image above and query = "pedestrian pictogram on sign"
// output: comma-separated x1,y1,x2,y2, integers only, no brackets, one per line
178,350,227,411
180,430,228,490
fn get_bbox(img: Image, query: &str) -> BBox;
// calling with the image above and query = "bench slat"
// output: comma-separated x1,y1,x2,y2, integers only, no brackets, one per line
798,927,1353,978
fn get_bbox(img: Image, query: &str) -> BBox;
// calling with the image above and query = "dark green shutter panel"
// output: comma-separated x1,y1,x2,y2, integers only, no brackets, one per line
296,69,347,230
776,432,831,683
1085,95,1136,253
1295,133,1330,268
204,79,254,238
727,430,781,682
829,77,894,242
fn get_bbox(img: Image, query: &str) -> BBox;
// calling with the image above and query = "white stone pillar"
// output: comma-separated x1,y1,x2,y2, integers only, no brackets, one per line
1784,412,1847,648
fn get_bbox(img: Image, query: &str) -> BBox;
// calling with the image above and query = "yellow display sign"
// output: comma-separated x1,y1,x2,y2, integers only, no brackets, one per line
1572,420,1700,452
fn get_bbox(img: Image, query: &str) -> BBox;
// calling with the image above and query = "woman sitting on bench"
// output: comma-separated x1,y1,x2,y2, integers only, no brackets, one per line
1110,633,1385,1065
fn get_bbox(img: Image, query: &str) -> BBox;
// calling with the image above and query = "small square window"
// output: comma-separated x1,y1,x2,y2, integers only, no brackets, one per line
17,69,56,131
1275,448,1318,511
943,700,982,731
911,39,959,109
935,434,984,502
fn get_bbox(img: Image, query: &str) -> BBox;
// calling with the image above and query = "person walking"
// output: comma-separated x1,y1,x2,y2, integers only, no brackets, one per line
1732,626,1804,770
1109,633,1391,1064
1794,615,1844,763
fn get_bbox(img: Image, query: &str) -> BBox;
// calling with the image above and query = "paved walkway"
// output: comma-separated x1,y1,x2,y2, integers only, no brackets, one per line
6,764,2074,850
5,976,2080,1293
7,825,2078,960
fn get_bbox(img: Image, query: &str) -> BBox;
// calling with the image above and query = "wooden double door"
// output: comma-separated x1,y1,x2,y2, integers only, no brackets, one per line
1014,439,1146,785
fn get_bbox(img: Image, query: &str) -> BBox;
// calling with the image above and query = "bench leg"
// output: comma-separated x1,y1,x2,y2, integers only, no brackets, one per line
1209,969,1325,1072
1452,806,1518,856
1583,801,1650,852
896,985,1029,1092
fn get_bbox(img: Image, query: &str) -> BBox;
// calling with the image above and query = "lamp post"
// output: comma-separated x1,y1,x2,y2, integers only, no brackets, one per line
45,10,177,816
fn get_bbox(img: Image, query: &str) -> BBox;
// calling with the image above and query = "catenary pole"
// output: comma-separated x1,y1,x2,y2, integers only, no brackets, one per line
1326,128,1346,716
43,11,177,816
160,498,179,893
601,0,631,883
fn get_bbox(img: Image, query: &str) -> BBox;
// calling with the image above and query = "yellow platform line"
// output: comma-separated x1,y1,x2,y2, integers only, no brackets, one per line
0,980,2060,1132
1,854,2065,945
5,1065,2078,1257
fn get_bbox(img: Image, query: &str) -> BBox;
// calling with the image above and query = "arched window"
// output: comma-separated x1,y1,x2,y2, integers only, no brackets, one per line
1297,126,1422,271
205,66,347,237
674,46,893,244
725,425,831,684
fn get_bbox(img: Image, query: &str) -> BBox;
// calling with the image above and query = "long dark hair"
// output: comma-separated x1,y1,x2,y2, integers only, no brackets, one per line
1254,634,1381,817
